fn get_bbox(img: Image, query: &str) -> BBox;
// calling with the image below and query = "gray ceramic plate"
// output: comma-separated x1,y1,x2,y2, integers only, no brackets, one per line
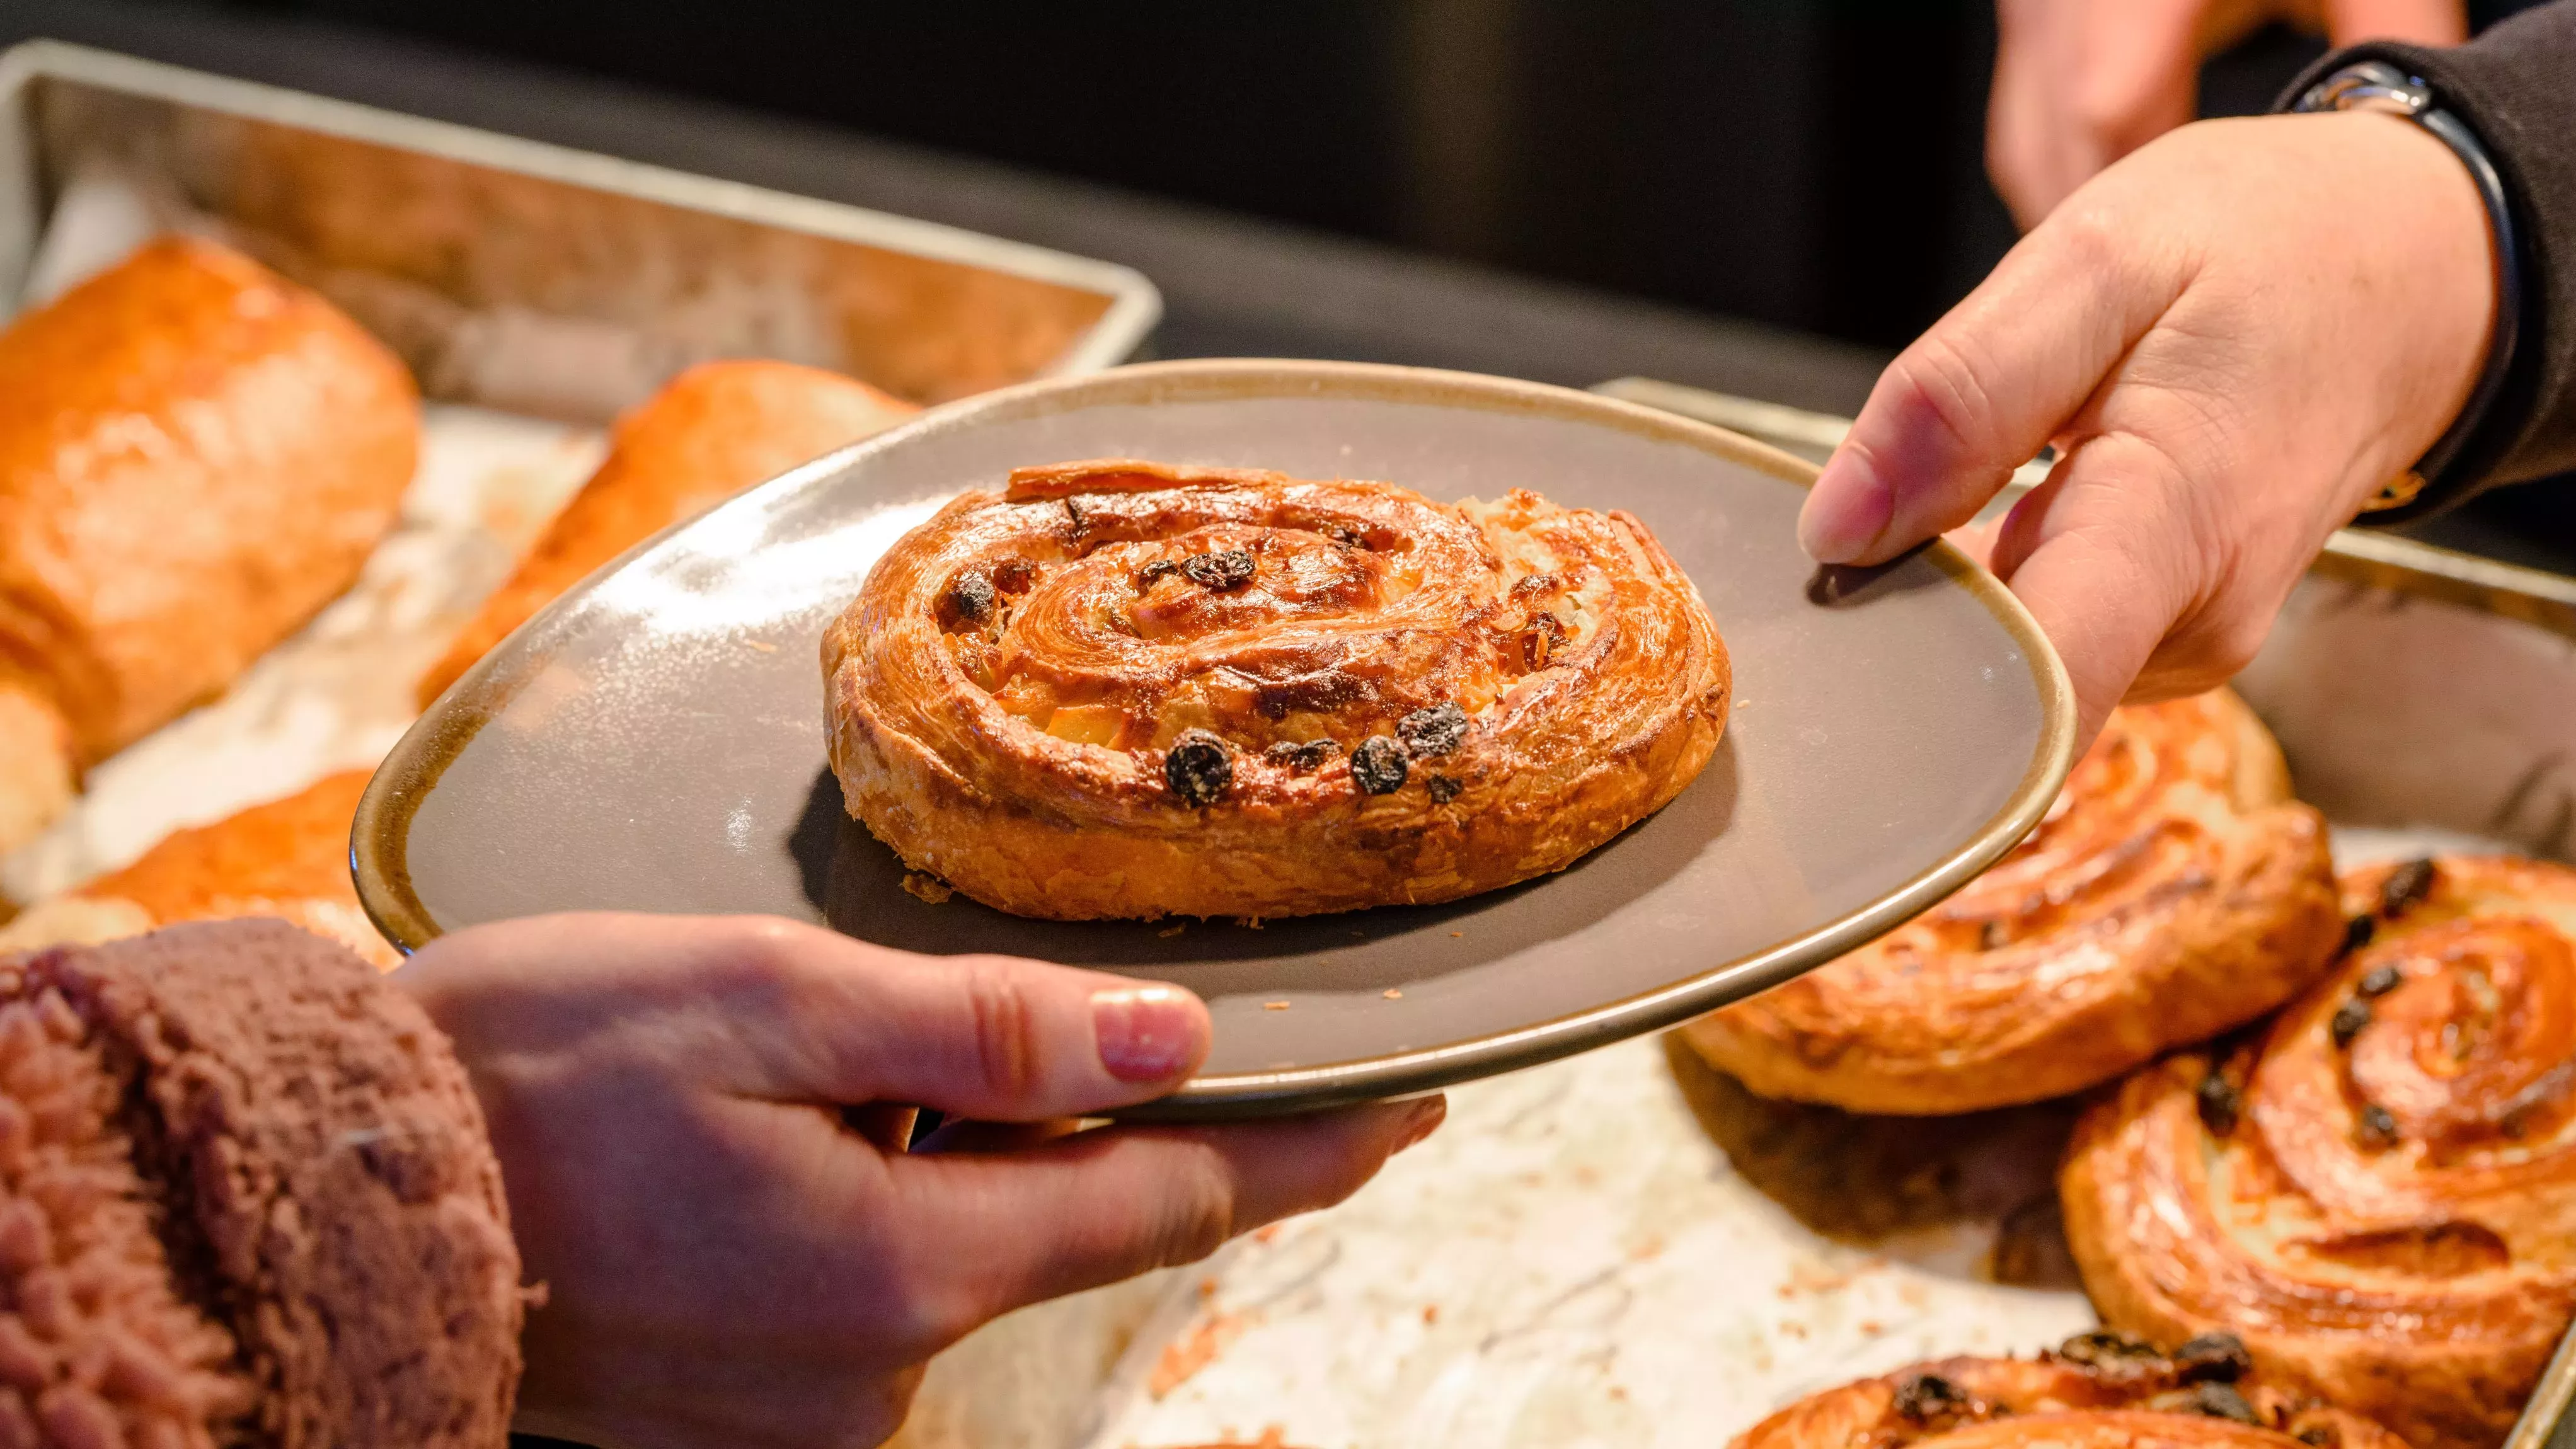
357,360,2074,1118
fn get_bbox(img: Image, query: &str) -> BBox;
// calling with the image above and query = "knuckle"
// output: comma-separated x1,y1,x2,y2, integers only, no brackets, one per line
957,960,1042,1104
1147,1139,1241,1268
1890,332,2005,467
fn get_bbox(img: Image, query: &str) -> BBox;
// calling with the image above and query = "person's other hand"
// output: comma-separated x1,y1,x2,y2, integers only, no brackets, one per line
1802,112,2495,747
1987,0,2464,230
398,913,1442,1449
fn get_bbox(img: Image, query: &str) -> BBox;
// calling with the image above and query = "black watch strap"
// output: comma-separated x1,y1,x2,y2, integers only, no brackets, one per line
2291,60,2526,526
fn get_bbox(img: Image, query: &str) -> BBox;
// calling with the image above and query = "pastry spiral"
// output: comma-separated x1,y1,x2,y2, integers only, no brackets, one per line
822,459,1729,920
2061,856,2576,1449
1731,1338,2409,1449
1682,690,2341,1114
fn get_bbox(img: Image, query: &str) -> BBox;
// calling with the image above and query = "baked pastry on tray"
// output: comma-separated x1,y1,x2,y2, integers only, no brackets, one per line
1681,690,2341,1114
0,770,394,969
418,358,916,704
1731,1334,2408,1449
2062,855,2576,1449
824,458,1730,920
0,238,418,856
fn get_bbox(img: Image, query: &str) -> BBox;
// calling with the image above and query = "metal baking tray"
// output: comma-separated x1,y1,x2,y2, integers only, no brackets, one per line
0,40,1161,420
904,383,2576,1449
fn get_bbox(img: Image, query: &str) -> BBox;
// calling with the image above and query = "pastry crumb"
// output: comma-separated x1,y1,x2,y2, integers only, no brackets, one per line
1450,931,1463,937
1422,1304,1440,1325
1148,1312,1250,1399
1159,923,1187,938
1383,988,1403,1000
900,873,953,905
742,638,779,653
1262,1000,1291,1011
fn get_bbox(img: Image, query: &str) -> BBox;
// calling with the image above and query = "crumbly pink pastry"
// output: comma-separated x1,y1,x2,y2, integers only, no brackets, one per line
0,920,522,1447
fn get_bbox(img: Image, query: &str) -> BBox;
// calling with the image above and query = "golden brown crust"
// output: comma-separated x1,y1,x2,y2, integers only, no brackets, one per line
824,459,1730,920
0,238,417,769
0,678,72,856
1684,691,2342,1114
2061,856,2576,1449
0,772,394,969
1732,1344,2411,1449
418,358,916,704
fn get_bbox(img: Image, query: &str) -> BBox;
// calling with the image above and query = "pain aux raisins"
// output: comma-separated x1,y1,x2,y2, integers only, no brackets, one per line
1265,738,1340,772
1163,730,1234,806
2380,858,2437,917
1182,548,1256,590
1396,702,1470,758
1351,736,1409,795
2330,998,2372,1049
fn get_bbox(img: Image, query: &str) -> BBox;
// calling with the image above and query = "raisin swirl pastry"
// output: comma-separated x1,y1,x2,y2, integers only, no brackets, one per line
822,458,1729,920
1731,1334,2409,1449
1681,690,2341,1114
2061,857,2576,1449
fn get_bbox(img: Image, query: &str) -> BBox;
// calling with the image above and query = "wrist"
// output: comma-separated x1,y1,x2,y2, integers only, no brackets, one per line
2291,62,2522,525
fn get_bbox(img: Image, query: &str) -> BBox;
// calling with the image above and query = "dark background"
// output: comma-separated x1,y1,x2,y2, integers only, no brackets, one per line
161,0,2313,352
20,0,2570,561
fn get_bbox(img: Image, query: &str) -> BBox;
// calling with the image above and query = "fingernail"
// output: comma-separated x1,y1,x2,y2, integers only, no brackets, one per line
1393,1096,1447,1153
1093,986,1203,1083
1799,447,1892,564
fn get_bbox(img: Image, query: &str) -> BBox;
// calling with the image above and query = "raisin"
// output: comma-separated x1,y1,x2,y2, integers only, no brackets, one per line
1163,730,1233,806
1892,1374,1972,1424
1979,920,2009,951
1397,702,1470,758
1427,776,1463,804
1137,559,1183,587
2057,1331,2159,1368
2344,915,2376,953
2357,964,2401,997
1265,738,1340,772
936,571,994,629
991,558,1038,595
2175,1332,2253,1383
2330,999,2372,1049
2191,1383,2260,1425
2381,858,2437,917
1182,549,1256,590
1352,736,1409,795
1325,524,1366,549
2197,1072,2240,1138
2355,1103,2400,1149
2297,1429,2339,1447
1520,612,1567,671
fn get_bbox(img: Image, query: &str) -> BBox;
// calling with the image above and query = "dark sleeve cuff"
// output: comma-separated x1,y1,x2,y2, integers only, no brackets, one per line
2278,1,2576,499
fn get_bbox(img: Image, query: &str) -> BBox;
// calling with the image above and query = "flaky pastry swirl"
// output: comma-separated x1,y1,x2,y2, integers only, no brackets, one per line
1730,1339,2410,1449
823,459,1728,920
1683,690,2341,1114
2062,856,2576,1449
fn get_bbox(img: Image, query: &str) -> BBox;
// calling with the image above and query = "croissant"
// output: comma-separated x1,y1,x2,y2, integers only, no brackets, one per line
824,459,1729,920
2061,856,2576,1449
418,358,916,703
1681,690,2342,1114
1731,1336,2409,1449
0,238,417,855
0,770,394,969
